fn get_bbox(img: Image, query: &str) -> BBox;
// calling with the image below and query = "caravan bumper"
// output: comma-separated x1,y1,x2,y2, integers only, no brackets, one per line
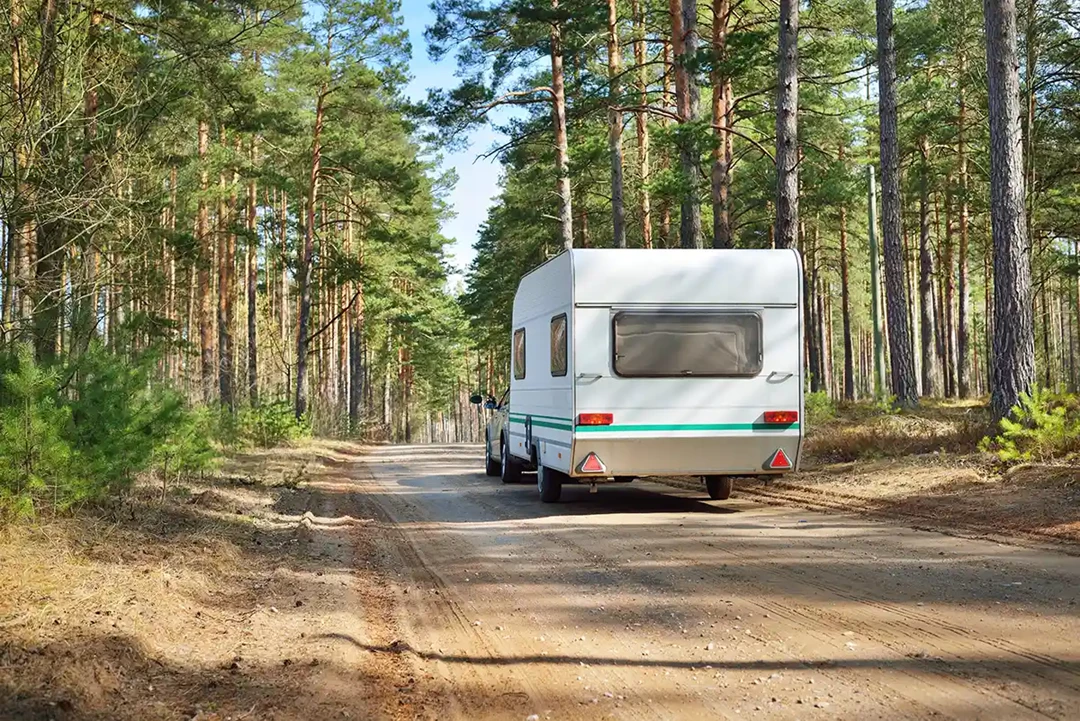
570,433,801,478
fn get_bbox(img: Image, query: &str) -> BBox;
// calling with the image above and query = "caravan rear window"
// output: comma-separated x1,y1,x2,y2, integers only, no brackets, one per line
612,311,763,377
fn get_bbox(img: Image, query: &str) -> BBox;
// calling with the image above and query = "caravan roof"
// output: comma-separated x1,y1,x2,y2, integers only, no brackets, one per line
522,249,801,307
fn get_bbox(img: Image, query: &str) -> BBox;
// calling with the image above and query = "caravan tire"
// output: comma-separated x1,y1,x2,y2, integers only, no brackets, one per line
500,438,522,484
484,436,500,477
537,465,564,503
705,476,734,501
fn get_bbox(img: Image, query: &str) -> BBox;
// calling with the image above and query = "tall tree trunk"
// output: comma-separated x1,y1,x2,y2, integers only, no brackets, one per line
1023,0,1038,245
710,0,732,249
800,222,821,392
349,200,365,430
165,166,177,380
1041,282,1052,388
957,57,972,398
633,0,652,248
33,0,66,361
607,0,626,248
875,0,919,406
280,191,290,393
197,120,214,403
814,224,829,393
218,131,236,410
551,1,573,250
984,0,1035,419
8,0,33,328
868,166,887,399
659,40,673,246
1075,240,1080,391
943,181,958,397
671,0,702,248
840,204,855,401
296,87,327,419
774,0,799,250
919,136,939,397
247,137,259,405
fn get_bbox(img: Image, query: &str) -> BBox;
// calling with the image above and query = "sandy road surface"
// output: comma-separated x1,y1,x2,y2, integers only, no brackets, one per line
344,444,1080,721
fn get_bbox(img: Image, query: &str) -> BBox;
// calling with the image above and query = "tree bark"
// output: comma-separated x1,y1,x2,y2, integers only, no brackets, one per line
633,0,652,248
197,120,214,403
957,56,972,398
774,0,799,250
671,0,702,248
218,130,236,410
875,0,919,405
247,136,259,405
919,136,939,397
349,201,365,431
983,0,1035,419
280,190,290,393
840,204,855,401
943,181,958,397
551,0,573,250
710,0,732,249
607,0,626,248
296,85,327,419
659,40,673,247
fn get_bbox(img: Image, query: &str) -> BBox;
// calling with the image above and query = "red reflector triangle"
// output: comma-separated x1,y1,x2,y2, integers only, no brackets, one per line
769,448,792,470
580,453,605,473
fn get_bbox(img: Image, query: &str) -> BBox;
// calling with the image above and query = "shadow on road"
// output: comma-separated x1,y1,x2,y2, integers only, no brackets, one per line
318,633,1080,676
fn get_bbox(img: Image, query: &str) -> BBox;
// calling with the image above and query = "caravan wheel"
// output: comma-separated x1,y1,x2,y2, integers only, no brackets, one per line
705,476,734,501
537,465,564,503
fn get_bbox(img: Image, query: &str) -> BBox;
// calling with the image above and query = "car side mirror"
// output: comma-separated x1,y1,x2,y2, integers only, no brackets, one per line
469,393,483,405
484,399,497,410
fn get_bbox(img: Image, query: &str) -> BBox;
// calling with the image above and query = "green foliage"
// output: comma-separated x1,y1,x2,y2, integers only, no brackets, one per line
67,345,188,495
0,347,74,518
154,406,220,480
980,389,1080,464
0,345,229,519
805,391,836,427
237,401,311,448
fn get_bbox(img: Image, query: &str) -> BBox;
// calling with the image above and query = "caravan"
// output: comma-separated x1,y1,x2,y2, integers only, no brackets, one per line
475,248,804,503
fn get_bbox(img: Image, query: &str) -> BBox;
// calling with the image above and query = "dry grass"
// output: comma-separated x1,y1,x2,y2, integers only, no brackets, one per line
804,399,993,465
0,440,395,721
718,399,1080,547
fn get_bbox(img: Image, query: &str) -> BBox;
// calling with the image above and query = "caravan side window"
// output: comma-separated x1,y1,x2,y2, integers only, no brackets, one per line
550,314,567,377
513,328,526,379
612,311,763,377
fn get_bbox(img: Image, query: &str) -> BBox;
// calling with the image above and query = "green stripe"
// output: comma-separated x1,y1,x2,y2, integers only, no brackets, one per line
509,418,573,431
509,412,573,423
576,422,800,433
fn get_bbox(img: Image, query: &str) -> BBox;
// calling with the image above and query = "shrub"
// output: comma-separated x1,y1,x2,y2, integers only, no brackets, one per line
805,390,836,427
980,388,1080,464
236,401,310,448
0,344,222,518
0,347,74,517
66,344,190,496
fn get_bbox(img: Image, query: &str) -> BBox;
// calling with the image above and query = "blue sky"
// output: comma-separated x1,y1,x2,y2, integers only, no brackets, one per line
399,0,503,286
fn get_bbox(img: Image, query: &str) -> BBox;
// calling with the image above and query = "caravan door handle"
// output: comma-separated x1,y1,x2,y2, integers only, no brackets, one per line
767,371,794,382
577,373,602,381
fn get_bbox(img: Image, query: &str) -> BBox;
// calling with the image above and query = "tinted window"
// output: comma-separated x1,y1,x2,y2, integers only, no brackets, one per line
513,328,526,379
612,311,763,377
550,314,567,377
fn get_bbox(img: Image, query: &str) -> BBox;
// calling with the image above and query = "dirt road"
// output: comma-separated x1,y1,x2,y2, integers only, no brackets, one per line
348,444,1080,721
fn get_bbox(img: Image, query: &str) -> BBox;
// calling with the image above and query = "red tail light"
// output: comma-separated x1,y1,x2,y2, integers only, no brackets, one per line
577,413,614,426
763,411,798,425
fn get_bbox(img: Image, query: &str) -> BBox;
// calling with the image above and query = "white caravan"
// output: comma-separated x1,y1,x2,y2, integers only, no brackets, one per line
486,248,804,503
